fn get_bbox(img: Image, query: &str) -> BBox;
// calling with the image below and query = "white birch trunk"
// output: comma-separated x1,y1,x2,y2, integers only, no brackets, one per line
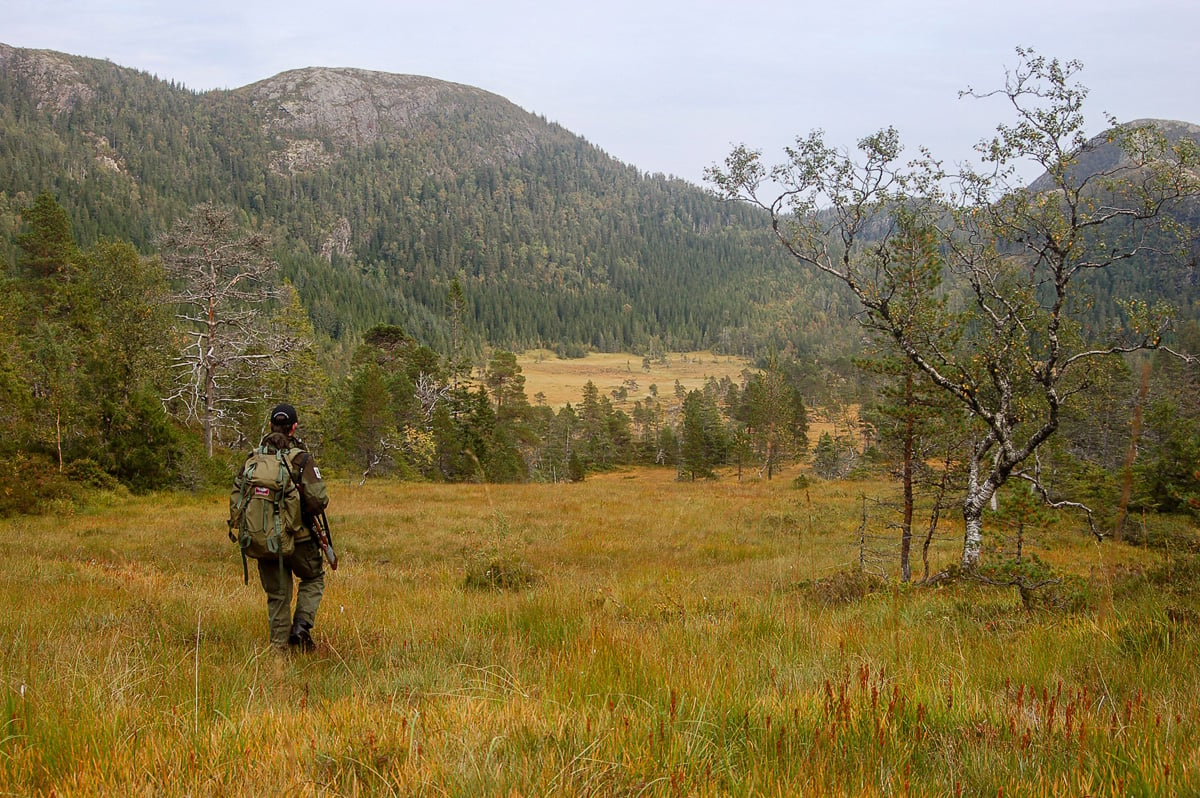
961,455,986,570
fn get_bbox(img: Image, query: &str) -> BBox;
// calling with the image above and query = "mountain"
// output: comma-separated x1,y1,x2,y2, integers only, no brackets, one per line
1023,118,1200,323
242,67,550,167
1028,118,1200,193
0,43,853,359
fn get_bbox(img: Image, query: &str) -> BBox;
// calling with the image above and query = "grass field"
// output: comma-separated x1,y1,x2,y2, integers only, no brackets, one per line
2,466,1198,796
514,349,848,441
515,350,752,408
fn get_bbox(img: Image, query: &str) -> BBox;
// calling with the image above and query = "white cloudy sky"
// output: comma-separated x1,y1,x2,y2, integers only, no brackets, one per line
5,0,1199,185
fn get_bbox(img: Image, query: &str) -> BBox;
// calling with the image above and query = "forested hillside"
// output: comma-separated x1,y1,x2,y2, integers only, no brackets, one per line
1027,118,1200,328
1,42,1198,545
0,42,868,509
0,43,855,359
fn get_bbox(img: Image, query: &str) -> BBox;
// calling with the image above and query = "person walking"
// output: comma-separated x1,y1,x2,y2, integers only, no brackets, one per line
230,403,330,652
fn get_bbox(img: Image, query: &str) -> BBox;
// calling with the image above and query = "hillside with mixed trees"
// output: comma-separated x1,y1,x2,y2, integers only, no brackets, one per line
0,43,854,360
0,43,839,502
1,43,1198,550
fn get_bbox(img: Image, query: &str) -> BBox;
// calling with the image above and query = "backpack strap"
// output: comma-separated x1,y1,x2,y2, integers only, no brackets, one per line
235,449,262,585
290,451,312,511
277,449,297,581
291,450,311,481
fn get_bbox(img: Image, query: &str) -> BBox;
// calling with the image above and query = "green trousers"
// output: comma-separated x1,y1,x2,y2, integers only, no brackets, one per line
256,539,325,648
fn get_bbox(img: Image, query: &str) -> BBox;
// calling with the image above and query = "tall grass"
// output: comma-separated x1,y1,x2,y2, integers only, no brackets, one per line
0,468,1196,795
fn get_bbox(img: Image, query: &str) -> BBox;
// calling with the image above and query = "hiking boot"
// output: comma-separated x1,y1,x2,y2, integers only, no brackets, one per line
288,621,315,652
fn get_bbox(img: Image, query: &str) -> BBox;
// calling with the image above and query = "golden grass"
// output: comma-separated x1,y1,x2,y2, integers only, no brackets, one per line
514,349,847,442
516,350,752,408
1,468,1197,795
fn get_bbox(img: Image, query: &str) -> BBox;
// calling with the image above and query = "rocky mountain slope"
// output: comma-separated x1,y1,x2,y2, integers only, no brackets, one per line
1,43,837,357
243,67,547,162
1027,118,1200,196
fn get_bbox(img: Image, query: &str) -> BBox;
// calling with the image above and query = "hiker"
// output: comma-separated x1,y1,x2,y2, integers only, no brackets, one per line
229,403,330,652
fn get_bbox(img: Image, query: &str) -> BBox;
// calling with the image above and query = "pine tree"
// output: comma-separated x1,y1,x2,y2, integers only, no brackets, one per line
263,282,331,448
740,355,808,479
679,389,728,480
13,193,91,469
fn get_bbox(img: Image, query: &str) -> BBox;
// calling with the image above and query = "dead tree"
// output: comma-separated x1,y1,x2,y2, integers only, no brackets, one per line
160,204,281,456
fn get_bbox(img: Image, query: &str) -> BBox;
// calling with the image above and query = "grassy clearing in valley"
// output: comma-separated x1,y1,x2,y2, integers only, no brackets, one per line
515,350,752,408
1,467,1198,795
515,350,848,442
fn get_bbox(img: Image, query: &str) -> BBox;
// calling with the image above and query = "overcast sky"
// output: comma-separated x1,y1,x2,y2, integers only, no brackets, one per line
5,0,1199,186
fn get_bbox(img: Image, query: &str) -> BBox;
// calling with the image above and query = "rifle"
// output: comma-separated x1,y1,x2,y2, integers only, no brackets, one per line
312,511,338,570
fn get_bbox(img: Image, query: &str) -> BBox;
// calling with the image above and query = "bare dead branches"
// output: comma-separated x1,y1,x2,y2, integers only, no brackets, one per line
359,435,404,486
159,204,283,455
415,372,452,422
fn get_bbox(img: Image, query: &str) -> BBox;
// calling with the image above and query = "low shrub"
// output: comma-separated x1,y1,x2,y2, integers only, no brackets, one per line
796,567,888,606
463,555,538,591
975,554,1094,613
463,513,538,592
0,452,75,516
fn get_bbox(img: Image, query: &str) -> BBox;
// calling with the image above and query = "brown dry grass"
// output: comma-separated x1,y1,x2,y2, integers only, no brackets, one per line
516,349,752,407
1,470,1196,796
515,349,850,442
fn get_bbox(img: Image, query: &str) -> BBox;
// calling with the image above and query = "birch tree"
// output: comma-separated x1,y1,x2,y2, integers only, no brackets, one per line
707,48,1199,569
160,204,281,456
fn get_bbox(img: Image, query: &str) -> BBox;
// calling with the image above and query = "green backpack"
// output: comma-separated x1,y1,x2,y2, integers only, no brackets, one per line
231,446,304,580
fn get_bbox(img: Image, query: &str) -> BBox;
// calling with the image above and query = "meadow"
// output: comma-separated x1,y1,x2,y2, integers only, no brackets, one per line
515,350,752,408
514,350,849,443
1,465,1198,796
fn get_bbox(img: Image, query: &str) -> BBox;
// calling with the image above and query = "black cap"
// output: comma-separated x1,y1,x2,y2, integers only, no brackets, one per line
270,403,298,426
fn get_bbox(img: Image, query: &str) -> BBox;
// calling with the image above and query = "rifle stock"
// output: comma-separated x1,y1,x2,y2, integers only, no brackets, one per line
312,511,338,570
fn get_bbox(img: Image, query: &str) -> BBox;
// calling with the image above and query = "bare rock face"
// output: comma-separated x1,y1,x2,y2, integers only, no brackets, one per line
270,138,334,174
0,43,94,116
85,132,127,175
242,67,541,159
319,217,353,263
1028,118,1200,193
0,46,561,181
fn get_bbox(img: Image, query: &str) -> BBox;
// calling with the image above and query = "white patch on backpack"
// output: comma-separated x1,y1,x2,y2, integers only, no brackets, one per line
313,466,322,480
253,486,270,497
